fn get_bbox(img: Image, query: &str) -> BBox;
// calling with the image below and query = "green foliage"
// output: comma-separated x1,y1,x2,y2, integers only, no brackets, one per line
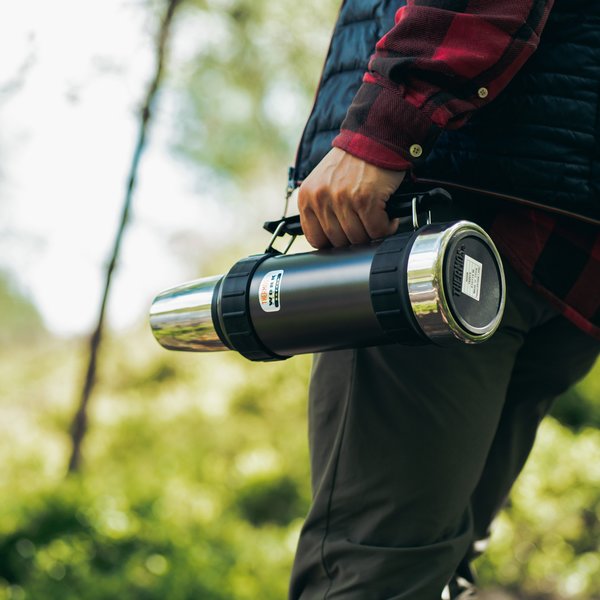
476,418,600,599
0,331,599,599
0,271,45,342
0,333,311,600
4,0,598,597
551,371,600,430
172,0,339,182
235,474,308,527
474,359,600,599
0,481,239,600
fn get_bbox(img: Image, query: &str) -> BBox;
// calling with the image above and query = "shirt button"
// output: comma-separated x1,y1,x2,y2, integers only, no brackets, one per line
478,87,489,99
409,144,423,158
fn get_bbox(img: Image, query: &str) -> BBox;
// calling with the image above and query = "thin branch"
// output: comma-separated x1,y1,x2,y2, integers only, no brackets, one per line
67,0,183,474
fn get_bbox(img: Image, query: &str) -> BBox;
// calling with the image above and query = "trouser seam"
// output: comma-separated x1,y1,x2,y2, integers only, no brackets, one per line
321,349,357,600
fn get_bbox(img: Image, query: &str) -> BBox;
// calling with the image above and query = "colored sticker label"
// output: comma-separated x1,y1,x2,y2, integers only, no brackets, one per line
461,255,482,301
258,270,284,312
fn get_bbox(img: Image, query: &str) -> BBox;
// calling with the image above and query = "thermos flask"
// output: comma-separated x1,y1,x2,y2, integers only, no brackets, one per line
150,189,506,361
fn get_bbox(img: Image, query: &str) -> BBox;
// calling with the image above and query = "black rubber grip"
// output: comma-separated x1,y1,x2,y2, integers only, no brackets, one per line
369,231,427,345
220,254,288,362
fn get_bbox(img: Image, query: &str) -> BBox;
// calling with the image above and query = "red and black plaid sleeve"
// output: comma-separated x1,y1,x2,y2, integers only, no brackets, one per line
333,0,554,170
329,0,599,340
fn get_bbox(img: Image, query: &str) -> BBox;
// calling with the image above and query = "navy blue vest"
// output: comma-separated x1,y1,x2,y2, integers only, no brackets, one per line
293,0,600,223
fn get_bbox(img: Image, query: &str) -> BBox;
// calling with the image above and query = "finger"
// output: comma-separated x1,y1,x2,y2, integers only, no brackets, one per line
321,207,352,247
389,217,401,235
334,207,370,245
300,208,330,249
357,200,399,240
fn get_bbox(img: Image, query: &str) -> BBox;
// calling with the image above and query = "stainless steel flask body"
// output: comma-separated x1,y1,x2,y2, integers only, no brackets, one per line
246,245,386,356
150,221,506,361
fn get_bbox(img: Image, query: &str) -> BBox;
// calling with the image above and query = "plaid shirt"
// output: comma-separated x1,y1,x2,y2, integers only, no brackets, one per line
332,0,600,339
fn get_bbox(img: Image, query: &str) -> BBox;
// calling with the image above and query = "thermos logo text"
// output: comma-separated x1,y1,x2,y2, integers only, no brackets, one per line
258,270,284,312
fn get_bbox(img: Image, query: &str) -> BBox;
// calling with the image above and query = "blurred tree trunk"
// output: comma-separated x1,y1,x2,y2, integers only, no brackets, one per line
67,0,182,474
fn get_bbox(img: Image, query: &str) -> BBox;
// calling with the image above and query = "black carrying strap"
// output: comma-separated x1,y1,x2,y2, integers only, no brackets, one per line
263,187,452,238
386,187,452,220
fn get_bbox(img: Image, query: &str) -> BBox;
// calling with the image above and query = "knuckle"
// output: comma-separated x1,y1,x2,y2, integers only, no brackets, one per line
297,187,309,210
313,186,331,208
321,221,336,238
330,189,347,208
352,193,371,211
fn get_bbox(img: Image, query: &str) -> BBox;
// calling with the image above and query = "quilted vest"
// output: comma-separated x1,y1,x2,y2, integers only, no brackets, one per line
292,0,600,223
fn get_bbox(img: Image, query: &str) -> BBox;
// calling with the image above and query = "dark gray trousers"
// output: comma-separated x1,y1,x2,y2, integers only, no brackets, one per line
289,259,600,600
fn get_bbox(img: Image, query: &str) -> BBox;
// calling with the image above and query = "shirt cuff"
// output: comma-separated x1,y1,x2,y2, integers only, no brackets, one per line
332,79,442,171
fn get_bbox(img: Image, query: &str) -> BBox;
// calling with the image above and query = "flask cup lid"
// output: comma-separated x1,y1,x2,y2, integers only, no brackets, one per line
406,221,505,344
149,275,228,352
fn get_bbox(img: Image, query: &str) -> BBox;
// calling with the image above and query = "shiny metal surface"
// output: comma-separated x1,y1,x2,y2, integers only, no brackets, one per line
411,195,432,230
406,221,505,344
249,245,384,356
150,275,227,351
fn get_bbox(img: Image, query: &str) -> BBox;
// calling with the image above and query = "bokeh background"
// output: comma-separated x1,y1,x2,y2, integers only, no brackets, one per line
1,1,599,598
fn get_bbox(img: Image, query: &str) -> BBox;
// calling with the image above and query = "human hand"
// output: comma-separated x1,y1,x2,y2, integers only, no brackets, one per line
298,147,406,249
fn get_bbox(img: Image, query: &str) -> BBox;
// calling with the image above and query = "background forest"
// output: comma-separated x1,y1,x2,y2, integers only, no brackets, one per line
0,1,599,599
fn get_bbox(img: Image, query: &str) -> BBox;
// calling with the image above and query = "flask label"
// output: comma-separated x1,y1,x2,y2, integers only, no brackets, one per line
258,270,284,312
462,255,482,301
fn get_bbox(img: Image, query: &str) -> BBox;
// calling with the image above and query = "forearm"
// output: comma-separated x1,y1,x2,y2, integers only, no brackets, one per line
333,0,554,170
